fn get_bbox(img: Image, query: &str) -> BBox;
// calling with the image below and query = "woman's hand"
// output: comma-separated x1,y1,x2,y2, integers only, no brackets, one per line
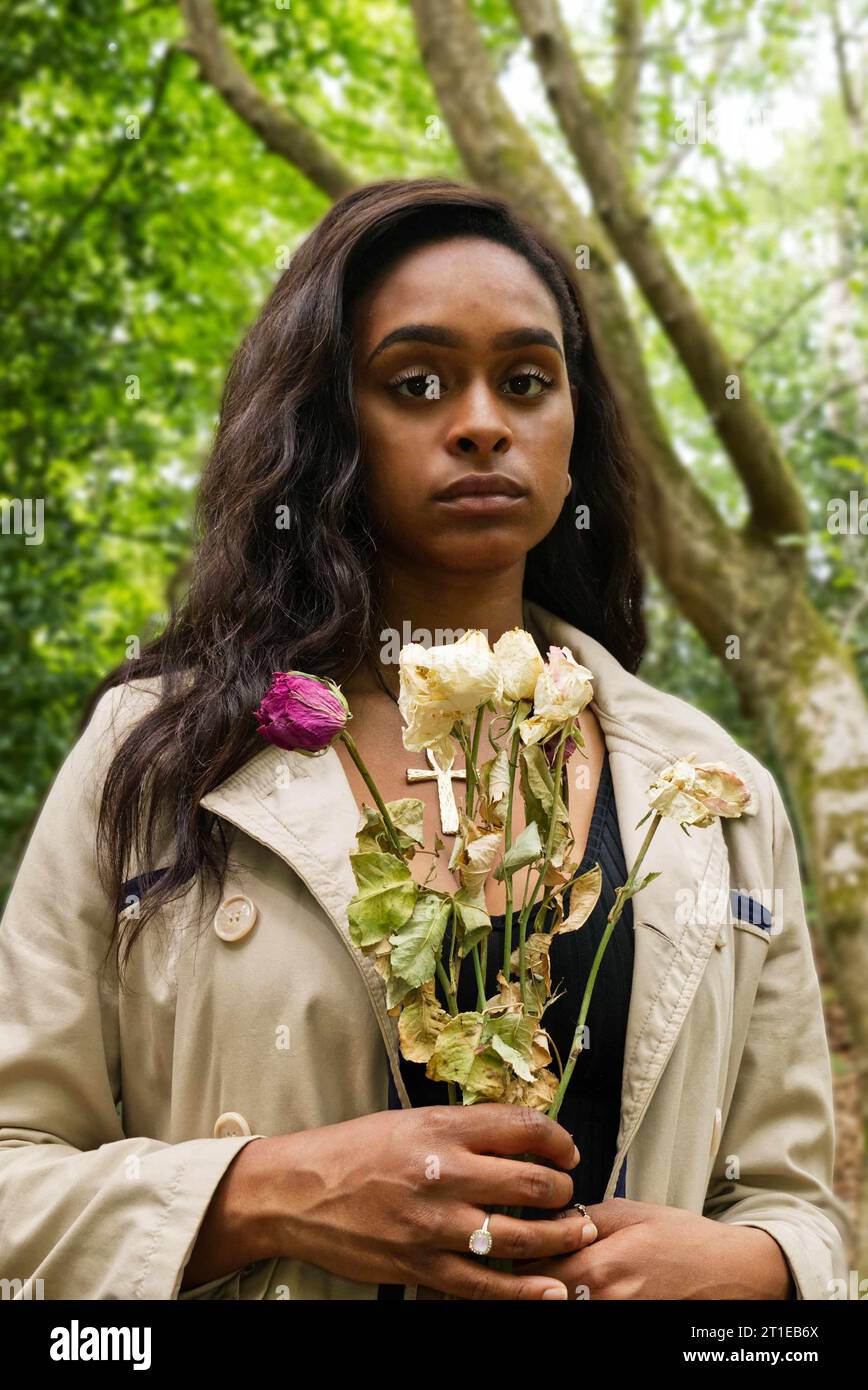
512,1198,796,1299
253,1104,599,1299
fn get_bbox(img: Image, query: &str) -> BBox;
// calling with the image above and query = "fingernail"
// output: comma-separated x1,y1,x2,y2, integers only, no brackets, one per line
542,1286,569,1300
582,1222,598,1245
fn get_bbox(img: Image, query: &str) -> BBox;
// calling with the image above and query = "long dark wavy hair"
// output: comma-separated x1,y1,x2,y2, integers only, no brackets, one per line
85,176,646,983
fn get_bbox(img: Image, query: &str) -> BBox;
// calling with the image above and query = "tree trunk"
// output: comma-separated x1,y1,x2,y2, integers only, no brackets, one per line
730,568,868,1266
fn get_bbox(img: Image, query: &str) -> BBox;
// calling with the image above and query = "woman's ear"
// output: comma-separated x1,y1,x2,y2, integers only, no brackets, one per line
570,382,579,416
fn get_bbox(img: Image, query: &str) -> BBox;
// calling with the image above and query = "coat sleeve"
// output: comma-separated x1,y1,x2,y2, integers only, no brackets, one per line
702,765,854,1300
0,685,266,1300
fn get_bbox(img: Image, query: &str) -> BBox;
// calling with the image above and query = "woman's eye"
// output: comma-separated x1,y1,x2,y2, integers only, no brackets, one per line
387,366,554,399
390,371,441,399
502,369,554,398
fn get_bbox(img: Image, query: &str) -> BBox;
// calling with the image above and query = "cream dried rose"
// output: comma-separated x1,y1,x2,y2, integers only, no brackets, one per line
647,755,753,828
398,629,503,760
519,645,594,747
492,628,546,703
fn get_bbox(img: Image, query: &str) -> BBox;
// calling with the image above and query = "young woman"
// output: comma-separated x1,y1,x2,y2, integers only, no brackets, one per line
0,179,851,1301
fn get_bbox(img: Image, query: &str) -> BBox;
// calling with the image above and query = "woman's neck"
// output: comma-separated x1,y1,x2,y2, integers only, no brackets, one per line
342,605,549,704
337,557,550,698
372,557,532,653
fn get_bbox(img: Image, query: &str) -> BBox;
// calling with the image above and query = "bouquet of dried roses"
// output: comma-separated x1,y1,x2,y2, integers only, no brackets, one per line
254,628,753,1130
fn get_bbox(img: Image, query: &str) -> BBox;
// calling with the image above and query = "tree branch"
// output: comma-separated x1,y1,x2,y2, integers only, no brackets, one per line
410,0,751,651
737,263,856,367
510,0,808,539
609,0,643,159
780,373,868,448
827,0,863,131
176,0,357,200
641,28,743,197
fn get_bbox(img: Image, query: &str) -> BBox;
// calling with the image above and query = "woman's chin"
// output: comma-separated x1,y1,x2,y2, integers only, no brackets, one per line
413,535,539,573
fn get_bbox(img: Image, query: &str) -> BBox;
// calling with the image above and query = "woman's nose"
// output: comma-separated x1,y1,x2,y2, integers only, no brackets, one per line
445,383,513,457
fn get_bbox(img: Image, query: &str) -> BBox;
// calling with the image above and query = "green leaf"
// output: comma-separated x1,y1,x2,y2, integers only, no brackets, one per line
484,1012,537,1082
517,745,570,869
452,890,492,957
426,1011,509,1099
398,980,451,1062
504,699,533,739
634,870,663,893
354,798,424,853
521,742,557,814
385,797,426,845
386,969,416,1012
347,852,417,947
616,869,663,906
389,891,451,988
495,819,542,880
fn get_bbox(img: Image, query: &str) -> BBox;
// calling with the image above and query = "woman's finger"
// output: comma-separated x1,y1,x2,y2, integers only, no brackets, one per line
420,1252,572,1300
436,1205,597,1261
456,1103,581,1171
449,1151,577,1209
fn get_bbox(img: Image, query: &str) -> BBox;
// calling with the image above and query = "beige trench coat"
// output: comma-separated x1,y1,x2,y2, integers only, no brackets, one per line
0,598,853,1300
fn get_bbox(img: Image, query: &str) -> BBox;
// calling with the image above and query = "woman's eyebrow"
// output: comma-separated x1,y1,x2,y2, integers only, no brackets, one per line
366,323,564,365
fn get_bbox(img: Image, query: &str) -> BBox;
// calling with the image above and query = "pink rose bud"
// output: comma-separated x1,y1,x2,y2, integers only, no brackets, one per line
254,671,349,754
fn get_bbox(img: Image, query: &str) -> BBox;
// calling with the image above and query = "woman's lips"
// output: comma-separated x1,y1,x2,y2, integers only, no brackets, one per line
434,492,527,513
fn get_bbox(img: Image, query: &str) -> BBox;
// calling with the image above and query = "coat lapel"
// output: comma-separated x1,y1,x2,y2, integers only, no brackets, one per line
201,599,761,1183
200,732,413,1107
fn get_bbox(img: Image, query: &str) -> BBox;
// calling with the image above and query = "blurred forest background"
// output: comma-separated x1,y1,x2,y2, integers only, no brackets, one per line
1,0,866,1261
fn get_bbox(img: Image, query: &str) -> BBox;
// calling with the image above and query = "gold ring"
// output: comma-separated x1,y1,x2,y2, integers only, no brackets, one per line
468,1211,493,1257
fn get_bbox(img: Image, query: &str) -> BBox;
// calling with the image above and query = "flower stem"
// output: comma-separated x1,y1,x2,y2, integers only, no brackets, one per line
472,943,486,1009
519,727,570,1008
467,706,484,815
339,730,403,855
436,914,459,1106
547,811,662,1123
456,722,481,818
493,813,662,1271
436,958,458,1016
502,724,522,982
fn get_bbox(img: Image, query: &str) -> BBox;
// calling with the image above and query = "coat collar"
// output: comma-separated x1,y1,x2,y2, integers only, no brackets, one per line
201,600,756,1190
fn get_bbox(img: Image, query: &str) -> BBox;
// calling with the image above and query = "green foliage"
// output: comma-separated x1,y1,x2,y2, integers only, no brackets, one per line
1,0,864,905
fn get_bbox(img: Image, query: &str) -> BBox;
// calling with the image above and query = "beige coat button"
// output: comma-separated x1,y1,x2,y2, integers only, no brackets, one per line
213,895,258,942
710,1106,723,1155
213,1111,252,1138
714,924,727,949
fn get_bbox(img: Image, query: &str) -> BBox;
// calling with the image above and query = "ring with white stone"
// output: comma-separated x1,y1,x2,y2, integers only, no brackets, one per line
468,1211,493,1257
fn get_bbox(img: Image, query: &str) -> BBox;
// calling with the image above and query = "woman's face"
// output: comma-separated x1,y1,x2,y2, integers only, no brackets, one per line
350,236,577,575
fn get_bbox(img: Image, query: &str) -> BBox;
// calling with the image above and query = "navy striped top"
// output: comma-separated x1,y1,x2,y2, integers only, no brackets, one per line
378,745,634,1298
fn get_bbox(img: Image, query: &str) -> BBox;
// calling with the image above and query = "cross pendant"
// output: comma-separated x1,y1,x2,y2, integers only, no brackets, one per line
406,748,467,836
